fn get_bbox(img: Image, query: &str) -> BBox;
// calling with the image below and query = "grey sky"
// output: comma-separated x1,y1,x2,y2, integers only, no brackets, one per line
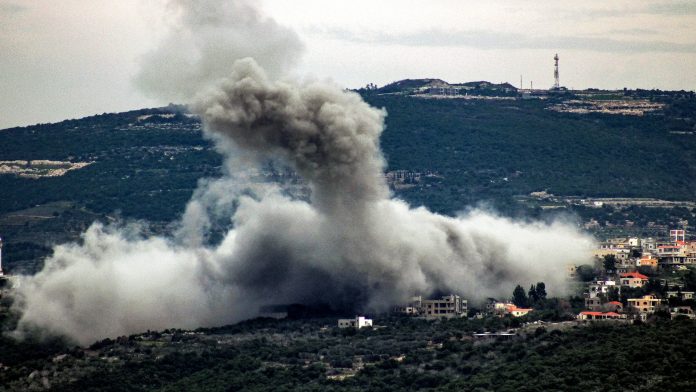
1,0,696,129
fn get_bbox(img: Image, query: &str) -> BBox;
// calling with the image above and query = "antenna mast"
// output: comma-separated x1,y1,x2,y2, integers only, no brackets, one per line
553,53,560,89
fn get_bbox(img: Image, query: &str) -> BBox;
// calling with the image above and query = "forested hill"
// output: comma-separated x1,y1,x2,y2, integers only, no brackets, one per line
1,87,696,271
367,93,696,212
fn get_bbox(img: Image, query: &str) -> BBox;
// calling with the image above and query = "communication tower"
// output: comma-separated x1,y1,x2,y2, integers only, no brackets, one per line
0,236,3,276
553,53,560,90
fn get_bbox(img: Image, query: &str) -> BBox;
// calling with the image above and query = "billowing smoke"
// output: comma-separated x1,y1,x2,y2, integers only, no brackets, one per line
135,0,304,102
10,1,595,346
192,58,389,213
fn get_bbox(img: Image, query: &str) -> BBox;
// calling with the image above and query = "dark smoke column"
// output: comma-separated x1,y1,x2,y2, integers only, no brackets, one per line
192,58,390,214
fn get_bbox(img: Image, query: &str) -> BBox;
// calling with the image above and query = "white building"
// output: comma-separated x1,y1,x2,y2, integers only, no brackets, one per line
585,280,619,310
588,280,617,297
338,316,372,329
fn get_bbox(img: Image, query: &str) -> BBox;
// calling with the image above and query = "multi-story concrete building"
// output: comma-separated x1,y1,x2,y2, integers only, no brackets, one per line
421,294,468,319
628,295,663,315
585,280,619,310
656,244,688,265
641,238,657,253
397,294,468,319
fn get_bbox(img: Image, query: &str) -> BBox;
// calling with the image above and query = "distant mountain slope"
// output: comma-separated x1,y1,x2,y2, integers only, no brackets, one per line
1,86,696,271
368,94,696,212
374,78,518,95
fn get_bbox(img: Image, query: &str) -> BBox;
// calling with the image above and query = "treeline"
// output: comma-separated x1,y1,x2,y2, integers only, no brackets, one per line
2,315,696,391
366,95,696,215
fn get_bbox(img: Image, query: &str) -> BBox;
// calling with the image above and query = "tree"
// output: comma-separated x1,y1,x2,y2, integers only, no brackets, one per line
684,268,696,291
607,286,620,302
576,265,596,282
528,284,538,305
603,255,617,272
513,285,528,307
535,282,547,301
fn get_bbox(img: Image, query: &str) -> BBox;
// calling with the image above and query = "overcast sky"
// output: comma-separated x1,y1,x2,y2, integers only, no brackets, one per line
2,0,696,129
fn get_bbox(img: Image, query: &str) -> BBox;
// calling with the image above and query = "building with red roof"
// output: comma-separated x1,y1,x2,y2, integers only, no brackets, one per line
620,272,649,288
577,311,625,321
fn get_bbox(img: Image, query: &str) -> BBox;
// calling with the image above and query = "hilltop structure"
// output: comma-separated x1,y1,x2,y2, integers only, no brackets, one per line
0,236,4,276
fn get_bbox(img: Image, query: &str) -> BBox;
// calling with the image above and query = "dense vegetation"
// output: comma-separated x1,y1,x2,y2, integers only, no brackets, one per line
2,92,696,272
2,88,696,390
368,94,696,212
1,314,695,391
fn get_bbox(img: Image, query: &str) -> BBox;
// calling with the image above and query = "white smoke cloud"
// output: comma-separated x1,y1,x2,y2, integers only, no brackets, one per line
134,0,304,102
10,1,595,346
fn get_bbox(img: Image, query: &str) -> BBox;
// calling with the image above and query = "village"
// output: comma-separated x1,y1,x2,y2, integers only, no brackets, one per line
338,228,696,330
579,228,696,321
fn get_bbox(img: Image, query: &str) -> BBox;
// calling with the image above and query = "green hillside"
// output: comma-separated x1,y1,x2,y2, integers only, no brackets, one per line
1,89,696,271
369,94,696,212
2,315,696,391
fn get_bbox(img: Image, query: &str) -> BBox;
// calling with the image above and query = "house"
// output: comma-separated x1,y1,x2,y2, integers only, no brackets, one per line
394,305,420,316
637,255,658,270
577,311,625,320
584,296,602,311
594,248,630,262
641,237,656,253
487,301,531,317
338,316,372,329
507,306,532,317
670,307,696,320
656,244,689,266
421,294,467,319
620,272,649,288
394,296,423,315
584,280,620,310
615,257,638,274
666,291,695,300
397,294,467,319
627,295,663,314
488,301,511,316
588,280,617,295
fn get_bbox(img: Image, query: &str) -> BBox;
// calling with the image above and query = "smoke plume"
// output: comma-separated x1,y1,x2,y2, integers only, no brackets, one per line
11,1,595,346
135,0,304,102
